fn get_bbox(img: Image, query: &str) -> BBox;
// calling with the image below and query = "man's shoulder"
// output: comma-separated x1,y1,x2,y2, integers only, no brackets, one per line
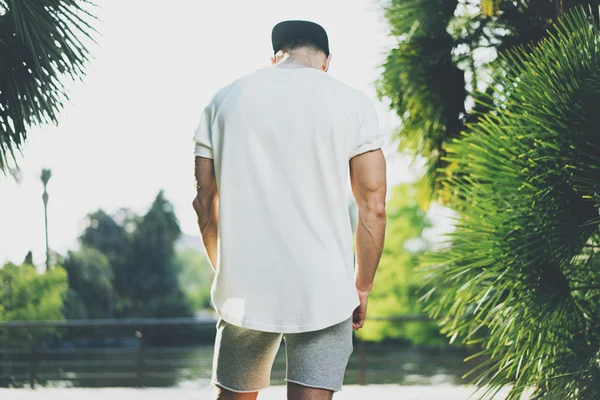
209,76,247,108
320,74,372,107
209,68,270,107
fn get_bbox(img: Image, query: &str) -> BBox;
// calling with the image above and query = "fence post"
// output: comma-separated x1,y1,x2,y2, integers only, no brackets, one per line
1,329,6,387
358,340,366,385
28,332,36,389
136,330,145,387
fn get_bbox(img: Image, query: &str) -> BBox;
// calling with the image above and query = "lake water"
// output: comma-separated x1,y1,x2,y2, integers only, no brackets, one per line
0,342,478,389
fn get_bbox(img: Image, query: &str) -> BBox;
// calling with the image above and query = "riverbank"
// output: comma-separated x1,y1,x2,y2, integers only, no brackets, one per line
0,385,513,400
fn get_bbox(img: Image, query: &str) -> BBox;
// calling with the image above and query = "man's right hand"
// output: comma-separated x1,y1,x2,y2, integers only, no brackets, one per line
352,290,370,330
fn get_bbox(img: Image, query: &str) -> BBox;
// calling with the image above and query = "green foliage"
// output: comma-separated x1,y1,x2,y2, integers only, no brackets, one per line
379,0,599,194
78,192,193,319
176,248,213,311
423,8,600,399
357,183,445,345
23,251,33,266
0,0,98,172
72,192,197,344
80,209,133,315
128,191,192,319
379,0,464,182
62,248,115,319
0,262,68,340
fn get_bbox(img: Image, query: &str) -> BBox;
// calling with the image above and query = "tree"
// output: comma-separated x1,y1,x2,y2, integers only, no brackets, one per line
78,195,195,324
0,262,68,341
80,209,132,316
421,8,600,399
378,0,463,191
23,251,33,266
356,183,445,346
129,191,192,319
68,195,199,345
62,248,115,320
124,191,195,345
0,0,98,172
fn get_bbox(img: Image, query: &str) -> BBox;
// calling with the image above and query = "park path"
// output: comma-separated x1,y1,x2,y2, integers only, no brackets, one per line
0,385,513,400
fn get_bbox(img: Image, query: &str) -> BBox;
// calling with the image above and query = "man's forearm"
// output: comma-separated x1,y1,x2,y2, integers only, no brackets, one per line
193,195,219,270
355,207,386,294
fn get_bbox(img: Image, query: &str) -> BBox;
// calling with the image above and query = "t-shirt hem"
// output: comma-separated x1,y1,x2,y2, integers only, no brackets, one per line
215,302,359,334
349,139,384,159
194,144,214,159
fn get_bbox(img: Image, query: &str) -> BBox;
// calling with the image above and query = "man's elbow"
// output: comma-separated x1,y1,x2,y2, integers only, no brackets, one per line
372,202,387,220
192,197,202,215
360,199,386,220
192,192,216,215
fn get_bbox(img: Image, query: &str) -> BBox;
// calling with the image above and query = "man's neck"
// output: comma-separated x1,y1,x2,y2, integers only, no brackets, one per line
277,54,320,70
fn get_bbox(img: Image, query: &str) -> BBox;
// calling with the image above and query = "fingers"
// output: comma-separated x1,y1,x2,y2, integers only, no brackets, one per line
352,312,365,331
352,320,364,331
352,299,368,331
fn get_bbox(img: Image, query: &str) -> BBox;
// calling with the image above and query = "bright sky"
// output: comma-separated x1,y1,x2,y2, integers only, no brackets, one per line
0,0,429,265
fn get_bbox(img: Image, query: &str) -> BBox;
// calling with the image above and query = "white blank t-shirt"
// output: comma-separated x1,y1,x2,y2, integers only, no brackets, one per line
194,65,383,333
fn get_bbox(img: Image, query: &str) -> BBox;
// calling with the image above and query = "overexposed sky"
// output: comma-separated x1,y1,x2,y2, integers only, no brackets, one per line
0,0,421,265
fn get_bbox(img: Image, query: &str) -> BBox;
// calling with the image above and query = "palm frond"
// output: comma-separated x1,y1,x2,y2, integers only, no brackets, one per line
379,0,592,201
0,0,98,172
422,7,600,399
378,0,465,188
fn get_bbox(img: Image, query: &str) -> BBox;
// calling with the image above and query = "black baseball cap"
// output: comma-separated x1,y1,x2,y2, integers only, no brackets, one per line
271,20,330,56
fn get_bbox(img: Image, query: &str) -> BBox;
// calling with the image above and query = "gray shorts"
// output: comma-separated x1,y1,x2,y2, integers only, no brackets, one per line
211,317,353,392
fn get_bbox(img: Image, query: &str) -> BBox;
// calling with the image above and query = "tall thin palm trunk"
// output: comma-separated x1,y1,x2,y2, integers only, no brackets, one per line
41,169,52,270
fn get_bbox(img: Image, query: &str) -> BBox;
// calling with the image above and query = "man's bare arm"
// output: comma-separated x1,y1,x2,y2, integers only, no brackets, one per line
193,156,219,270
350,149,387,329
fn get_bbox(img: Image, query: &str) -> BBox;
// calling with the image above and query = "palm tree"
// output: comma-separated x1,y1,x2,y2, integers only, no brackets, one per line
380,2,600,398
0,0,98,172
378,0,597,196
377,0,464,191
422,8,600,399
41,168,52,270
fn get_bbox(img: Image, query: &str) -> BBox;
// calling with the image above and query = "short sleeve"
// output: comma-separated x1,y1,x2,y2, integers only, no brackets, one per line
193,104,214,159
349,97,384,159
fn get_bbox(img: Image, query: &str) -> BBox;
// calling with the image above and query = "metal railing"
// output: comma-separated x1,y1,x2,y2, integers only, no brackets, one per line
0,315,432,389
